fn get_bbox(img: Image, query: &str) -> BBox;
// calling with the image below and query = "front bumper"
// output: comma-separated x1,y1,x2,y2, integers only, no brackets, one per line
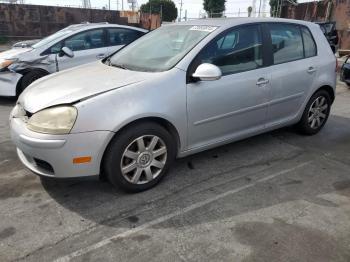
0,71,22,96
10,117,114,178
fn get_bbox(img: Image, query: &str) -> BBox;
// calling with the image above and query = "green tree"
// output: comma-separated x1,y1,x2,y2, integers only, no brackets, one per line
203,0,226,18
140,0,178,22
270,0,297,17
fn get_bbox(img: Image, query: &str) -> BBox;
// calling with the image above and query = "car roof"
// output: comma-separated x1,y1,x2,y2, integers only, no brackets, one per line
65,22,148,32
168,17,317,30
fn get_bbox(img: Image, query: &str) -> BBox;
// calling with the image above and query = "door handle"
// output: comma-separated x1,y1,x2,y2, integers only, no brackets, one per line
96,54,106,59
307,67,317,73
256,78,269,86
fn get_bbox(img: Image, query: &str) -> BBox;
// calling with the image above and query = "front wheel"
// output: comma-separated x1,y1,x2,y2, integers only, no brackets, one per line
297,90,331,135
103,122,176,192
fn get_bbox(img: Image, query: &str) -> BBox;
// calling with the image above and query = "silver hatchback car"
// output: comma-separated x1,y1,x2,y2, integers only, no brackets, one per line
10,18,336,192
0,23,147,96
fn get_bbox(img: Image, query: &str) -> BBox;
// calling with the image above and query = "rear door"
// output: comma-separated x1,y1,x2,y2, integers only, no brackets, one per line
265,23,318,127
56,28,108,71
106,28,146,56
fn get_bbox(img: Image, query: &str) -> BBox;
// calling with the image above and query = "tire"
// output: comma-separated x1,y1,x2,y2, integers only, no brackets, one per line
18,70,48,96
346,83,350,88
297,90,331,135
103,122,176,192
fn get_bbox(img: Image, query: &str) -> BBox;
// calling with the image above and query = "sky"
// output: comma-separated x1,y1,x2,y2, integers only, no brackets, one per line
24,0,312,19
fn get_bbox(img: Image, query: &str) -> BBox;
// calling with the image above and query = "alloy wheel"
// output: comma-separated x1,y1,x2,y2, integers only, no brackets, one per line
120,135,167,185
308,96,329,129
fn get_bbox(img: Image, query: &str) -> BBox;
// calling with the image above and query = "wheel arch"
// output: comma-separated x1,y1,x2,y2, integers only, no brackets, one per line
316,85,335,103
16,68,50,96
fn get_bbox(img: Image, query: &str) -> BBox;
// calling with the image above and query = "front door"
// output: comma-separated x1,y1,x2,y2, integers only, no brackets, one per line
187,24,270,150
56,28,108,71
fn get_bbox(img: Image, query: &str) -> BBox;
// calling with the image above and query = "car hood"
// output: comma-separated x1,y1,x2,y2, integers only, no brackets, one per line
0,47,33,62
19,61,155,113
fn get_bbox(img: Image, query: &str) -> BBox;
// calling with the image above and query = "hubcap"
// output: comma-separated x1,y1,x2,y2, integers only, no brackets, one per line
308,96,328,129
120,135,167,185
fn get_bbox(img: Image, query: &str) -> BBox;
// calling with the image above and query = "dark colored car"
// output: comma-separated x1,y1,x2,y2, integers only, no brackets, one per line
340,56,350,87
316,22,338,53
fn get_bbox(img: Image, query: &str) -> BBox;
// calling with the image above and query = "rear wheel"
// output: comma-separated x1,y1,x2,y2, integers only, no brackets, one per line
297,90,331,135
18,70,48,96
103,122,176,192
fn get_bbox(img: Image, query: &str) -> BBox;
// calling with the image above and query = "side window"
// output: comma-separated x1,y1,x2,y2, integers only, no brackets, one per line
269,24,303,64
64,29,105,51
197,25,263,75
108,28,144,46
301,27,317,58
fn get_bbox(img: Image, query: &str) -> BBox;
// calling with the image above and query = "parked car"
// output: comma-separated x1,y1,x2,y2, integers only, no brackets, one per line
10,18,336,192
340,55,350,87
316,21,338,53
0,23,147,96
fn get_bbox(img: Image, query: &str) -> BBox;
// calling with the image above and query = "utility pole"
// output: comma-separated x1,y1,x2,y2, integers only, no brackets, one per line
258,0,262,17
108,0,110,10
117,0,119,10
179,0,183,22
121,0,124,10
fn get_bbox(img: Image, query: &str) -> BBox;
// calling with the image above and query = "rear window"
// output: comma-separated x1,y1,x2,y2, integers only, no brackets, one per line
269,24,304,65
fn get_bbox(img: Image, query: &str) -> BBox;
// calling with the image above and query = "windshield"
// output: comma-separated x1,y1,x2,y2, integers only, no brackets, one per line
109,25,217,72
32,27,78,49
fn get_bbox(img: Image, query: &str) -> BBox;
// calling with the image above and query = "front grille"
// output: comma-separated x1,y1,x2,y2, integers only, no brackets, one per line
34,158,54,174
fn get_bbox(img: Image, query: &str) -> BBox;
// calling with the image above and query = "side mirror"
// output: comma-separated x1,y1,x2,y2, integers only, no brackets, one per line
59,47,74,58
192,63,222,81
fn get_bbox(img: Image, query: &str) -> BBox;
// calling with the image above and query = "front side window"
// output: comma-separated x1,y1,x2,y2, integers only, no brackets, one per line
109,25,217,72
301,27,317,58
195,25,263,75
269,24,304,64
64,29,105,51
108,28,144,46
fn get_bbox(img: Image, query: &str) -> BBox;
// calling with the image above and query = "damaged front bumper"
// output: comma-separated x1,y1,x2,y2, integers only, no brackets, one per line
0,70,22,97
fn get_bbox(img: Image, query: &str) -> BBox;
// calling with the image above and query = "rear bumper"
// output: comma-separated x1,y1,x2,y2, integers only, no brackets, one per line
10,117,115,178
0,71,21,96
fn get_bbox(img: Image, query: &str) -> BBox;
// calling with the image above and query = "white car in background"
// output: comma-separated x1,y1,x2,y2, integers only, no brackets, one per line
0,23,147,96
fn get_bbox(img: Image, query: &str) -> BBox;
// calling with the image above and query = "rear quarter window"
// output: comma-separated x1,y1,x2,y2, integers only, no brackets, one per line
301,27,317,57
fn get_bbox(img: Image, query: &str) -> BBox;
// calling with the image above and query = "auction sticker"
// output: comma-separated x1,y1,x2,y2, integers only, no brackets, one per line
189,26,217,32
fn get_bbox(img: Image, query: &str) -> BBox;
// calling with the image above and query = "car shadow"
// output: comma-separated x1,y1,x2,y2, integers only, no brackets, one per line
39,114,350,231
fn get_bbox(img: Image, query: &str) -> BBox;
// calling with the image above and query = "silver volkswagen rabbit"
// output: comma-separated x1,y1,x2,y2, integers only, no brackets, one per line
10,18,336,192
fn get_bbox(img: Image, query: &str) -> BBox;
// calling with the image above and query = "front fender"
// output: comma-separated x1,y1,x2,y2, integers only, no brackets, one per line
71,68,188,152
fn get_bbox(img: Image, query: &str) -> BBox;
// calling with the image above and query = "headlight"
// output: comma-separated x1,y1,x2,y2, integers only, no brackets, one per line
0,59,15,70
27,106,77,135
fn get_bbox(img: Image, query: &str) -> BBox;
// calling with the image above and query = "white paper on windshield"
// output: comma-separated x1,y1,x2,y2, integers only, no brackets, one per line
189,26,217,32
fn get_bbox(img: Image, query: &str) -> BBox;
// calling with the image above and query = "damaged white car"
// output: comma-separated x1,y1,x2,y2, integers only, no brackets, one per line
0,23,147,97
